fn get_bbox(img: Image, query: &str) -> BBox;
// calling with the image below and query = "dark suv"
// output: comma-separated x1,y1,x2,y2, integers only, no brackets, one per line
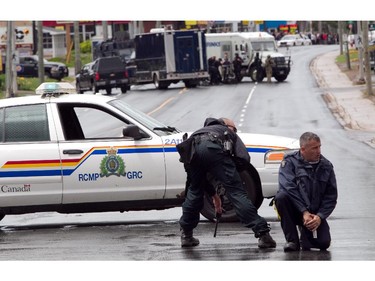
76,56,129,94
17,55,69,81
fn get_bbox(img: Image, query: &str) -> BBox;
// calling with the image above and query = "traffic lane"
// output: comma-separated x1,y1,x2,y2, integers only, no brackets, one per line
130,80,256,132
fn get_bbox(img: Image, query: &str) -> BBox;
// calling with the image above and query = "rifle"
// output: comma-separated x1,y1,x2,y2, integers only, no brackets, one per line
213,211,221,237
213,185,225,238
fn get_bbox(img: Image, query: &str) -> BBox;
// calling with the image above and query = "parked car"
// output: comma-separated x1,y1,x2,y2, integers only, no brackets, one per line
0,82,299,223
76,56,129,94
277,34,306,47
75,62,95,93
300,34,312,45
16,55,69,81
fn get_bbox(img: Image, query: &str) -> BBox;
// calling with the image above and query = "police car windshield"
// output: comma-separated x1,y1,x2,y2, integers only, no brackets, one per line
109,99,179,136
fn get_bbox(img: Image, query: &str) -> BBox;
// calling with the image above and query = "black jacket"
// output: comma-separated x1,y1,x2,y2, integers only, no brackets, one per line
191,118,250,164
278,150,338,220
176,117,250,165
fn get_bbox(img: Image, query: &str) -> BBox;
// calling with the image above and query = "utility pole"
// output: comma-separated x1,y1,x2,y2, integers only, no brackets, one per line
11,22,17,94
357,21,365,84
74,21,81,76
102,21,108,41
37,21,44,84
338,21,344,55
363,21,373,96
5,21,14,98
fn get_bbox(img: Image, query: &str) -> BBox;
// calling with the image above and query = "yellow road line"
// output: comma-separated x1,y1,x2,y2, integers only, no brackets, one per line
147,88,187,115
147,97,175,115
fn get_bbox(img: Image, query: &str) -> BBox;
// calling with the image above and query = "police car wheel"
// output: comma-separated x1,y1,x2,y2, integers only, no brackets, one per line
200,168,262,223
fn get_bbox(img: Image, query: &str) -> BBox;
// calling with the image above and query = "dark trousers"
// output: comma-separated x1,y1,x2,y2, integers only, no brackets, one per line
179,140,269,237
275,190,331,250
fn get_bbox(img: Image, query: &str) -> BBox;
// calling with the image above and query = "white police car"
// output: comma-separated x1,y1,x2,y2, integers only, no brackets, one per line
0,83,299,223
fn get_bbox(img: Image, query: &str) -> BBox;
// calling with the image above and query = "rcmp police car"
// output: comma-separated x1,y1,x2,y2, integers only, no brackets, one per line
0,83,299,223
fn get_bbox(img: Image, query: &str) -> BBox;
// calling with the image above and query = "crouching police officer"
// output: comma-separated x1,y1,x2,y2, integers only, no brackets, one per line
275,132,338,252
176,117,276,249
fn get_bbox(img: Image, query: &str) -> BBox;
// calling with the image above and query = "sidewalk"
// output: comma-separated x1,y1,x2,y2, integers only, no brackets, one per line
312,51,375,134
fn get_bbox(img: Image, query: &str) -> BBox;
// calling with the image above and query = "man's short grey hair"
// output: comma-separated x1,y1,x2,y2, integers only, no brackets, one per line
299,132,320,147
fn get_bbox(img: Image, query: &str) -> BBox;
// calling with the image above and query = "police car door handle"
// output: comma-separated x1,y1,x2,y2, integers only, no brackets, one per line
63,149,84,155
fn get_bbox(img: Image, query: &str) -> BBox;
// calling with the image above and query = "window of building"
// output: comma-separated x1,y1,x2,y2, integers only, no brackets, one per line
43,32,53,49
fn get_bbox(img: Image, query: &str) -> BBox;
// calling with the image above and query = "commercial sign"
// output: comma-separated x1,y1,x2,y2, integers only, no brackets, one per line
0,25,33,48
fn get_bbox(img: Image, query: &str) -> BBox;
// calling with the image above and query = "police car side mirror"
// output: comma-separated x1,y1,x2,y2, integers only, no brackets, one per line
123,125,142,140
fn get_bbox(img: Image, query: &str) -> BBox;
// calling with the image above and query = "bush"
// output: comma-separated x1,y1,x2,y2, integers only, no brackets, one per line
80,40,92,54
0,74,4,91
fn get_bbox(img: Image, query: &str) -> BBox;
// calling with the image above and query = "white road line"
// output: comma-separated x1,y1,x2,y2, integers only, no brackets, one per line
238,84,256,132
246,85,256,105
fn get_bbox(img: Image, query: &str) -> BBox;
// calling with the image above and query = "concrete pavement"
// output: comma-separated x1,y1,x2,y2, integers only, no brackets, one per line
311,50,375,137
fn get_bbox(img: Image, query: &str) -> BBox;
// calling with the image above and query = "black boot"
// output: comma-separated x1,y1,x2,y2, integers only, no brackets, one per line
258,232,277,248
181,229,200,248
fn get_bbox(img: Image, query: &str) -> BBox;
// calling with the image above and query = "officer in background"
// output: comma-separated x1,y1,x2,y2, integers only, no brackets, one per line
233,53,243,82
208,56,217,85
221,53,231,83
264,55,275,83
176,117,276,249
275,132,338,252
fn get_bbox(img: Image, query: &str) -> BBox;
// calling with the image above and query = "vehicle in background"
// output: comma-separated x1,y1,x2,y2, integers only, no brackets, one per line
368,41,375,71
92,32,137,85
75,62,95,93
76,56,129,94
0,82,299,223
277,34,305,47
93,31,135,63
300,34,312,45
205,32,291,82
16,55,69,80
132,28,209,89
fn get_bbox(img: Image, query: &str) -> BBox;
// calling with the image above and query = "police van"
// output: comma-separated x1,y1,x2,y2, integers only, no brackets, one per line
205,32,291,82
0,83,298,223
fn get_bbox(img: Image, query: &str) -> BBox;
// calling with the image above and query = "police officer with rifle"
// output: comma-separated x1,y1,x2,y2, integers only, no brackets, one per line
176,117,276,248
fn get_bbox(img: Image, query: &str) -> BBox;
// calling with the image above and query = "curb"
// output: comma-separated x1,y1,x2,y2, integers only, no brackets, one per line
311,55,355,130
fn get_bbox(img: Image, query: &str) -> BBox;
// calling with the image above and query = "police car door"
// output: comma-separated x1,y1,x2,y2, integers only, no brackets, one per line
0,103,62,207
54,102,166,204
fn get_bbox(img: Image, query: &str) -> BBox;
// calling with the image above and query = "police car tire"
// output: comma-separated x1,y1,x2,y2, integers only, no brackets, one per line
200,167,263,223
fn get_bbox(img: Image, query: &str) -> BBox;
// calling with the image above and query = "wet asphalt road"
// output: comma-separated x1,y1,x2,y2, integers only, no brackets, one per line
0,201,372,261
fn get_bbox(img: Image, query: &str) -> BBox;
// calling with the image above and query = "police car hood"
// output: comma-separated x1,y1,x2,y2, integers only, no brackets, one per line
238,133,299,150
164,132,299,151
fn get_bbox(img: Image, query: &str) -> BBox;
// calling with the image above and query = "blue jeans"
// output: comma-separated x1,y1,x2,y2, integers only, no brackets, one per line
179,140,270,237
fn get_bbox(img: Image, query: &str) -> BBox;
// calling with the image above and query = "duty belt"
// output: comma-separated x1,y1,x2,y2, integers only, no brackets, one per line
194,133,224,146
